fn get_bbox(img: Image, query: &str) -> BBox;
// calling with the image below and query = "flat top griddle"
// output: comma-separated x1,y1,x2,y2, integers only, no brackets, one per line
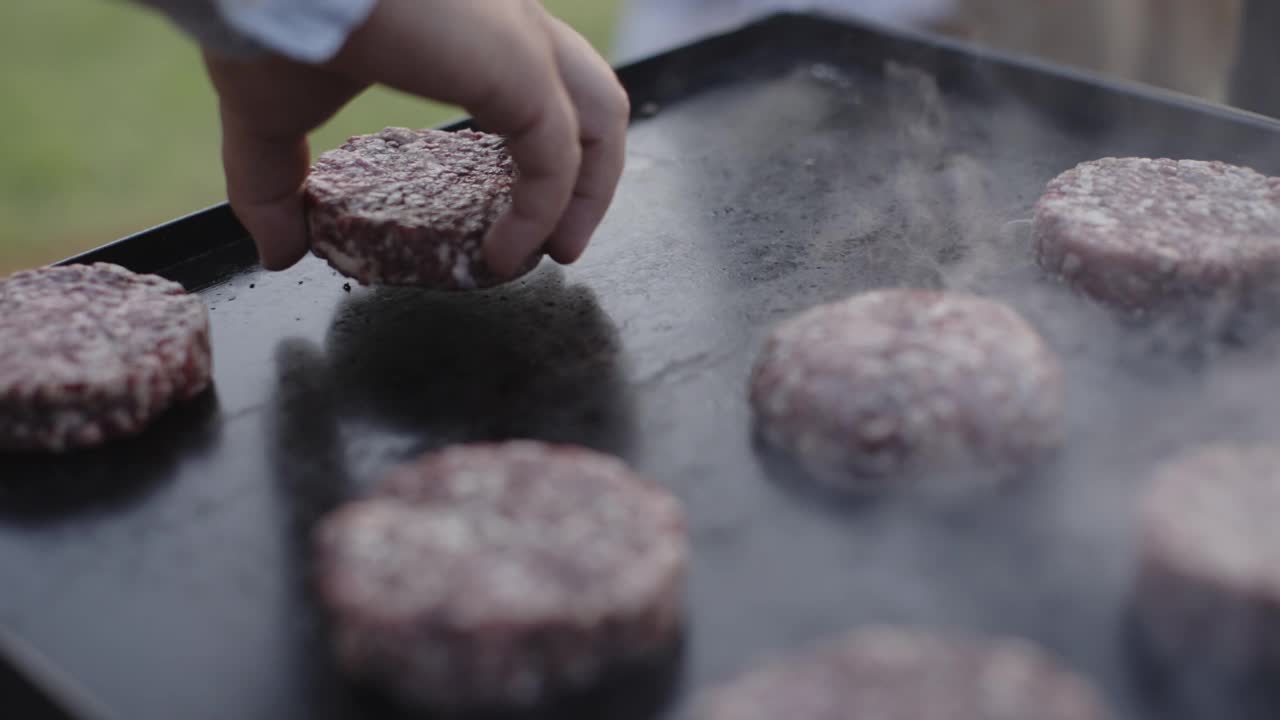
6,12,1280,720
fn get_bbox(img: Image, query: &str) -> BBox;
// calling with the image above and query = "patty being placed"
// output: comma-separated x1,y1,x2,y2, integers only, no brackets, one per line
305,127,538,290
0,262,212,452
313,440,688,712
690,626,1110,720
1034,157,1280,312
748,289,1064,490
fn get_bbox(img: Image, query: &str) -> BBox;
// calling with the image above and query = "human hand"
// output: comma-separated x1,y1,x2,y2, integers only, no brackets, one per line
203,0,629,277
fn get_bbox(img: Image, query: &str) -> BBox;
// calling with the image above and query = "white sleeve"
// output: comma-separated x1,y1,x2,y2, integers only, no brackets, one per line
133,0,378,64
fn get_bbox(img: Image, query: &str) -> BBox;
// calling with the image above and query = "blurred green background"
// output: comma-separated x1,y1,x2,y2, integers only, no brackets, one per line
0,2,620,274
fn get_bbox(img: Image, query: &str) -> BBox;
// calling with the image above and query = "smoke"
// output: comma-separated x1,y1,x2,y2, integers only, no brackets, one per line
868,59,1280,720
624,54,1280,720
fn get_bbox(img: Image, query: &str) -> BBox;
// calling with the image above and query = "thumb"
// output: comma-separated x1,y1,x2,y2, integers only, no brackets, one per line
218,109,312,271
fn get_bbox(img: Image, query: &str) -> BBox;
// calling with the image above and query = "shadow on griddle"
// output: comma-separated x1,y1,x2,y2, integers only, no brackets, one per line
343,638,686,720
268,336,355,537
318,265,632,466
748,425,1043,516
265,337,365,720
1073,293,1280,370
1119,607,1280,720
0,389,222,523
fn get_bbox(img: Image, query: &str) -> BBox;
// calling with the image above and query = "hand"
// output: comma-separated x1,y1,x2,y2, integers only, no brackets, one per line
203,0,630,276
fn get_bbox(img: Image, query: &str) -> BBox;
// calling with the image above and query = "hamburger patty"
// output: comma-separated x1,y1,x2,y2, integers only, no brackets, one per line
313,441,688,712
748,289,1064,489
1034,157,1280,312
691,627,1110,720
305,127,538,290
1135,444,1280,673
0,262,212,452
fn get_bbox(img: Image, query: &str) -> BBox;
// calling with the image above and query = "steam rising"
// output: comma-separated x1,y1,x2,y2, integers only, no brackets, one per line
614,54,1280,720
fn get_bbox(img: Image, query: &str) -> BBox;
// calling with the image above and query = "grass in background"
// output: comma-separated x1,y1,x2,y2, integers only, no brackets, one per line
0,2,620,273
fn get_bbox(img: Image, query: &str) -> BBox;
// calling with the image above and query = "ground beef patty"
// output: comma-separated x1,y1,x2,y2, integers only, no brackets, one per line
691,627,1110,720
748,289,1063,489
312,441,688,712
0,263,212,452
1034,157,1280,312
1136,444,1280,672
304,127,535,290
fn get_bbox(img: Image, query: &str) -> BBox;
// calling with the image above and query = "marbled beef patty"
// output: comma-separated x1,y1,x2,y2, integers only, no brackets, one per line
691,627,1110,720
313,440,688,712
305,127,538,290
1136,444,1280,673
1034,157,1280,312
0,262,212,452
748,289,1063,489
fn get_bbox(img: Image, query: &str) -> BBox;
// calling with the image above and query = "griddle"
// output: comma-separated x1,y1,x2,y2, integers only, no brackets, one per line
7,12,1280,720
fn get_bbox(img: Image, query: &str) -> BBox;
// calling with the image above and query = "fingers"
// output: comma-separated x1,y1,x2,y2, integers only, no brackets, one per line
345,0,581,278
203,53,366,271
472,54,581,278
332,0,621,277
541,17,631,265
217,113,311,271
204,0,627,277
205,55,312,271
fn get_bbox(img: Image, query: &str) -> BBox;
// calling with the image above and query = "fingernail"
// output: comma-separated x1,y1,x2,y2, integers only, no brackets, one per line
484,219,544,279
553,224,594,264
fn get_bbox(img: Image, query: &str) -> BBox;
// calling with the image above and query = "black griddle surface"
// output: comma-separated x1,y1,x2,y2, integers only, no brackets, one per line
7,13,1280,720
